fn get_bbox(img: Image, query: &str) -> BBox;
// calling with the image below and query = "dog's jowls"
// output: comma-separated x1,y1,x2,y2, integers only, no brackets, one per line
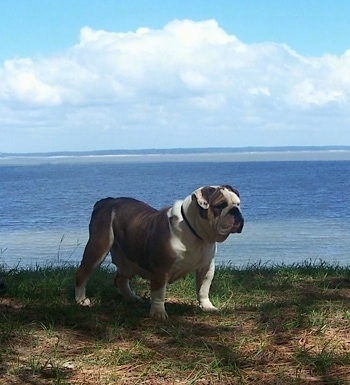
75,185,244,319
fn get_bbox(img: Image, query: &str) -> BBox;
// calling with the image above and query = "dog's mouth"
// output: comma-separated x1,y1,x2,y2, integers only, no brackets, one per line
230,226,242,234
230,219,244,234
216,216,244,238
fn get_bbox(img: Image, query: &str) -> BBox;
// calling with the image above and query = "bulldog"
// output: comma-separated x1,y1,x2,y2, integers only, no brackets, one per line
75,185,244,319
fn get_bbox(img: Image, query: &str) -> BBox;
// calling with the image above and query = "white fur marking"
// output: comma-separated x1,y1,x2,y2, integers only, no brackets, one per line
150,286,168,320
221,187,240,206
75,285,91,306
196,258,218,311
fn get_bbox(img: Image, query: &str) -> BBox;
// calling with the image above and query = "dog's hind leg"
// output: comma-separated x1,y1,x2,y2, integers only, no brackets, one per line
110,247,142,303
75,233,113,306
113,271,142,303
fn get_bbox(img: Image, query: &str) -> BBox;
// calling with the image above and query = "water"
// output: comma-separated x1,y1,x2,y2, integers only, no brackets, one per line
1,158,349,268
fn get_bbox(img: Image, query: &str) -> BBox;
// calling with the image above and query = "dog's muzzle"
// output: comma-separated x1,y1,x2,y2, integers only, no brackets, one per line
229,207,244,233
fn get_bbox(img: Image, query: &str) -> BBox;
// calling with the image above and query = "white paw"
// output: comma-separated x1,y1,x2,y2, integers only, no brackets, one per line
149,304,168,320
201,305,219,312
76,298,91,307
199,299,218,312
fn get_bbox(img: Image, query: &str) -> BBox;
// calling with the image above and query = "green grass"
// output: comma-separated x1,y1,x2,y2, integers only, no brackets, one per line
1,260,350,384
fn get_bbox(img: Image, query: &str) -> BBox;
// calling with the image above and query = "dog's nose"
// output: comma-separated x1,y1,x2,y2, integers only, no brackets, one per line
229,207,241,217
229,207,241,218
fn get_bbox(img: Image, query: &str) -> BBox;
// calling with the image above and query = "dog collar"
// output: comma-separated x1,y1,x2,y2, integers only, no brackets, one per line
181,205,203,241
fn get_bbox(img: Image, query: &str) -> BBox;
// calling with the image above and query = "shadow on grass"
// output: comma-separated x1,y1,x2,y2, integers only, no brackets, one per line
1,261,350,384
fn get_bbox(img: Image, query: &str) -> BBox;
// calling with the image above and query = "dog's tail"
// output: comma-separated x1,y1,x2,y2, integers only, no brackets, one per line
88,197,115,232
93,197,114,211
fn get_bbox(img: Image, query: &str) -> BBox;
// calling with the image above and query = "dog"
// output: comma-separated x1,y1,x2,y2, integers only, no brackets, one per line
75,185,244,319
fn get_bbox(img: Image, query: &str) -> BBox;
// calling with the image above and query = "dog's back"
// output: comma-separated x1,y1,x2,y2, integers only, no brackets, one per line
86,197,173,269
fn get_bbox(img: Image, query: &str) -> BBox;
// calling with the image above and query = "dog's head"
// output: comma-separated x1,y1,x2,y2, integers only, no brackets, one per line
192,185,244,242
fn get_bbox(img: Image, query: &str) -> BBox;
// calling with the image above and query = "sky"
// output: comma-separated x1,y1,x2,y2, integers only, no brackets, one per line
1,0,350,153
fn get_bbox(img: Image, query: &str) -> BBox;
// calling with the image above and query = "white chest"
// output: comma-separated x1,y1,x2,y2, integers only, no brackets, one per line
168,232,216,283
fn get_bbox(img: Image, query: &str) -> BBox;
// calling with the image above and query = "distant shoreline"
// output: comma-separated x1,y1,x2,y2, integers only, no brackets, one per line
1,147,350,165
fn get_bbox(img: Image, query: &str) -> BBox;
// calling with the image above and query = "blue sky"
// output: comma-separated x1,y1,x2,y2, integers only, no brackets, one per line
1,0,350,152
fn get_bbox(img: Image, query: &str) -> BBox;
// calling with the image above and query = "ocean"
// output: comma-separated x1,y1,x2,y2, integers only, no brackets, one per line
0,153,349,268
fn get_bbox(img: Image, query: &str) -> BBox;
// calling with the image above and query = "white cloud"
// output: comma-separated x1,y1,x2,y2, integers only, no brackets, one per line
1,58,62,106
291,80,345,107
0,19,350,152
249,87,271,97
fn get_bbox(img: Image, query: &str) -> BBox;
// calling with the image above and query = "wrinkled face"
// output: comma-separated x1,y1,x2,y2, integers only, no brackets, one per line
192,185,244,242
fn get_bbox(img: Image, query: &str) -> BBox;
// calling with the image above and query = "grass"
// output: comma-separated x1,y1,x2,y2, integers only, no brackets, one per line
1,260,350,384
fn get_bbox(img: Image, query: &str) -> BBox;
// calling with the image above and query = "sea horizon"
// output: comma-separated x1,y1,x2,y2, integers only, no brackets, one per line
1,145,350,165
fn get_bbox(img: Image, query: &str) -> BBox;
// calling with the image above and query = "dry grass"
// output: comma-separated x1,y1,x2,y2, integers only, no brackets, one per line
1,261,350,384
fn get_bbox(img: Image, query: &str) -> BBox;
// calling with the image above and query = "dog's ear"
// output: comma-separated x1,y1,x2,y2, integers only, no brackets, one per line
192,186,216,209
222,184,240,197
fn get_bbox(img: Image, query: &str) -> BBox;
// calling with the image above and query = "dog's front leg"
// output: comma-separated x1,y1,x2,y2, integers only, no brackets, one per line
196,258,218,312
150,277,168,320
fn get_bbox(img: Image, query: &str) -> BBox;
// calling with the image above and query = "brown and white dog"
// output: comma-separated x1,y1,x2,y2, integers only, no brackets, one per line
75,185,244,319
